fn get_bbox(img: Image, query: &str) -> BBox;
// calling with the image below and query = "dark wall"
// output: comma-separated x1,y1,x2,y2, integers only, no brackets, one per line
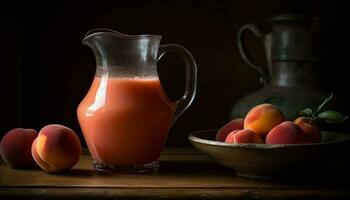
2,0,349,146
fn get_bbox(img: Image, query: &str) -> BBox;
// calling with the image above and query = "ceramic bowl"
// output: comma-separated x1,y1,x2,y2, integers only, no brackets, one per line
188,129,350,179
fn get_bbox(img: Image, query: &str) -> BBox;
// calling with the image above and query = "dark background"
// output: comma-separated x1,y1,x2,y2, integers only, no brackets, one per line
1,0,349,146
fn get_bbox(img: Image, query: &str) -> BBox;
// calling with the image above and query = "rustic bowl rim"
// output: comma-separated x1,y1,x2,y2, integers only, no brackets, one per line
188,129,350,149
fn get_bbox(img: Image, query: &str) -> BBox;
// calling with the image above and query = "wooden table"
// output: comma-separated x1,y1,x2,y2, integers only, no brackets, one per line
1,148,349,200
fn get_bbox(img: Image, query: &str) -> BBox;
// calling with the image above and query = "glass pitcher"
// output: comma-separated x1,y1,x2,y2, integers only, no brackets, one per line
77,29,197,173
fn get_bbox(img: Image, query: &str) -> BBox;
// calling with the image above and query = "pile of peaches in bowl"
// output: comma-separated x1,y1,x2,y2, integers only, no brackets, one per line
189,94,350,179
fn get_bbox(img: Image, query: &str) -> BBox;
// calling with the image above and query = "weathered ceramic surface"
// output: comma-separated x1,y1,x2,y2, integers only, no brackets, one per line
189,130,350,179
231,14,331,121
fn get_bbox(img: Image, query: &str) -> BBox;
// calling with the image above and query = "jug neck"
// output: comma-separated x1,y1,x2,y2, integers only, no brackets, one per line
83,30,162,78
268,14,320,62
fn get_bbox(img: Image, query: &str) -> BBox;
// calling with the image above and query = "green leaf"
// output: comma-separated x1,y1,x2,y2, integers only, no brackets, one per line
317,110,349,124
299,108,313,117
316,93,333,113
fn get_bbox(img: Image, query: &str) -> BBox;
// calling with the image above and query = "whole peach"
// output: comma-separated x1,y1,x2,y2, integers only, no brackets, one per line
31,124,81,173
225,129,263,144
0,128,38,168
224,130,240,143
216,118,244,142
244,103,285,138
266,121,313,144
294,117,321,143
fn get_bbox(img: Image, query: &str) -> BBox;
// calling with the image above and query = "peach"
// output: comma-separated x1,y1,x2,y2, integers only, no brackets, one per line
0,128,38,168
224,130,240,143
225,129,263,144
216,118,244,141
31,124,81,173
294,117,321,143
244,103,285,137
266,121,313,144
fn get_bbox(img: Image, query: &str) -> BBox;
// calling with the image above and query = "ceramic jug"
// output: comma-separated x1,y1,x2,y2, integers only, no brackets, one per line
77,29,197,173
231,14,328,120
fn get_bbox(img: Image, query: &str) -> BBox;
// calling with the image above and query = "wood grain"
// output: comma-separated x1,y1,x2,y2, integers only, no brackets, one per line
1,148,349,199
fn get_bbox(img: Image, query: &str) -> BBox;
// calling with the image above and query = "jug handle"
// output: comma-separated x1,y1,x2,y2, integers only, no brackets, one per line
238,24,269,85
158,44,197,124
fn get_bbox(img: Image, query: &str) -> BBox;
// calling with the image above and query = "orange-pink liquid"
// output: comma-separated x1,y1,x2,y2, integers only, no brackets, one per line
77,77,174,165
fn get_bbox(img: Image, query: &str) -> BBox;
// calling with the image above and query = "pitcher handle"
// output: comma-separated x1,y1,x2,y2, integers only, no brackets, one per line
158,44,197,124
238,24,269,85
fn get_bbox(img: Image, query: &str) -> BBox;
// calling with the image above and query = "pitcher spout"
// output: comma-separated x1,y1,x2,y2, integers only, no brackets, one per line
82,29,162,76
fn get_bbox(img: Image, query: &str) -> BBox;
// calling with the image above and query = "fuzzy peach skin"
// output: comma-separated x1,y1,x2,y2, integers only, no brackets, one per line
0,128,38,168
216,118,244,142
266,121,313,144
225,129,263,144
31,124,81,173
294,117,321,143
244,103,285,138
